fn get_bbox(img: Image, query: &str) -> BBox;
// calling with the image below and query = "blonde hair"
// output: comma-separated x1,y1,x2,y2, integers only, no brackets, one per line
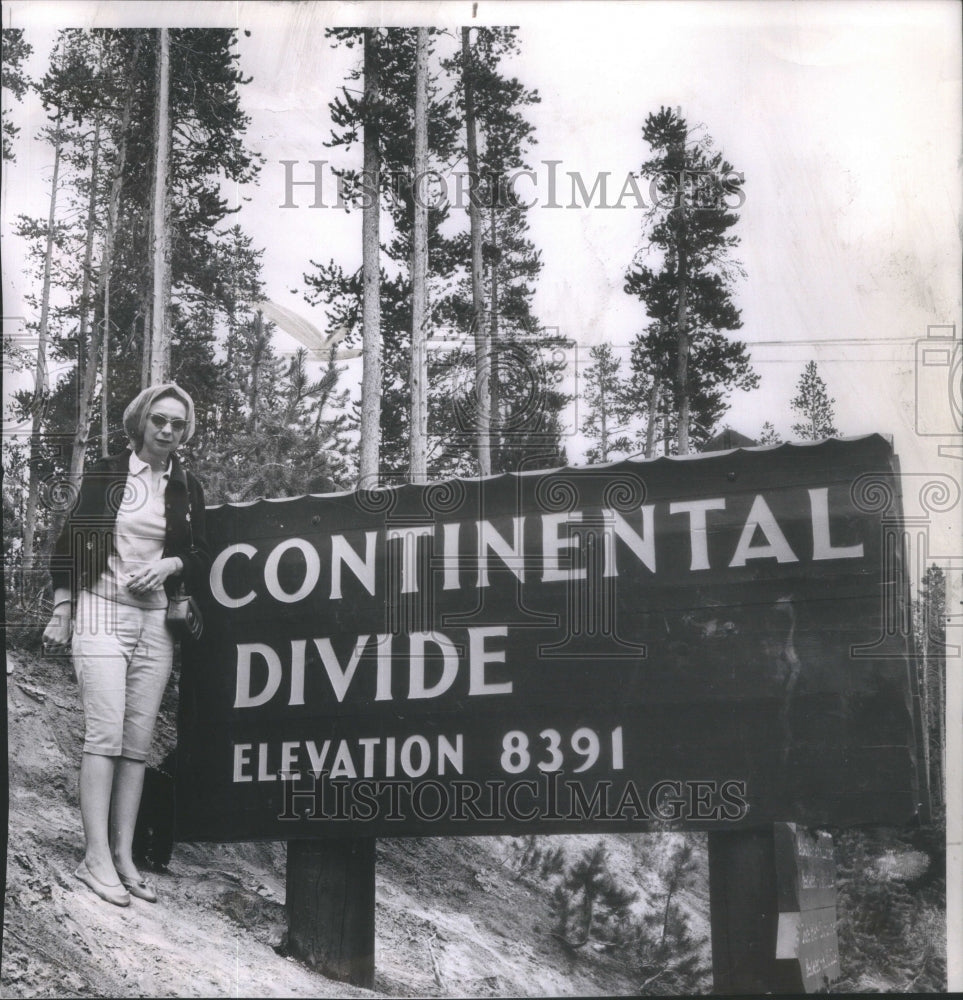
123,383,196,448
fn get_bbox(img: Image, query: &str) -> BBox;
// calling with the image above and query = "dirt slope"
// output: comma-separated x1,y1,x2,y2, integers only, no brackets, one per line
3,645,706,998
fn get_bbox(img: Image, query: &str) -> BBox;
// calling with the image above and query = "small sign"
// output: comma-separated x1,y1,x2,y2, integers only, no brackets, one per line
774,823,841,991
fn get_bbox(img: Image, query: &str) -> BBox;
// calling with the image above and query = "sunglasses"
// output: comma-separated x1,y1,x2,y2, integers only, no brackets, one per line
148,412,188,434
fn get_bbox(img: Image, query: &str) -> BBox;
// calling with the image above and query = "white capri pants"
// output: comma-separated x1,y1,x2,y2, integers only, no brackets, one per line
71,590,174,760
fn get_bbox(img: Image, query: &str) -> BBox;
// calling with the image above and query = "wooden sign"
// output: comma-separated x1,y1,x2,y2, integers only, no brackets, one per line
774,823,841,992
175,435,926,840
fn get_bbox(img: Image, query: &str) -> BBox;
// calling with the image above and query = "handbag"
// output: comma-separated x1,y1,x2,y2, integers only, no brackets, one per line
166,485,203,641
166,584,203,641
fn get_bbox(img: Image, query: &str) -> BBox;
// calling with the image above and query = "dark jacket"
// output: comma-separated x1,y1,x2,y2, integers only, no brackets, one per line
49,449,210,601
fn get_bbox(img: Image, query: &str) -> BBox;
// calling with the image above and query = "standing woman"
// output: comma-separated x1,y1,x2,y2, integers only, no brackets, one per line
43,383,209,906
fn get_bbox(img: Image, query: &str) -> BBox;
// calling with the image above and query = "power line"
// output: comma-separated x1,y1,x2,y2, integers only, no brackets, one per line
569,336,936,355
745,337,924,347
747,359,913,364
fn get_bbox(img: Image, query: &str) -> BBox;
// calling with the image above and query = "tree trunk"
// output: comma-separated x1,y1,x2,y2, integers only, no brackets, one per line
644,321,667,458
599,385,609,463
101,277,110,457
929,595,946,804
676,246,690,455
140,297,152,388
644,373,661,459
940,571,957,805
936,669,945,803
461,26,491,477
145,27,171,387
247,311,265,433
920,633,932,799
661,887,674,947
936,644,945,803
663,390,673,456
408,27,429,484
358,28,382,487
675,147,690,455
68,113,102,484
488,204,501,465
22,120,63,584
581,893,594,943
101,38,139,457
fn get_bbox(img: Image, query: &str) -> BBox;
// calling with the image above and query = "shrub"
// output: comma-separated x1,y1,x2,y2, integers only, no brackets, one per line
832,819,946,992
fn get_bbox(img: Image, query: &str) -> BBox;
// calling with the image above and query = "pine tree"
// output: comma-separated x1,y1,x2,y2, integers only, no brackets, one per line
581,343,633,463
192,329,356,503
550,842,636,951
440,27,566,475
636,836,709,994
308,28,461,481
790,360,838,439
758,421,782,445
510,834,565,881
2,28,33,161
625,107,757,454
112,27,262,420
12,31,78,591
34,28,262,453
7,28,264,607
309,28,566,481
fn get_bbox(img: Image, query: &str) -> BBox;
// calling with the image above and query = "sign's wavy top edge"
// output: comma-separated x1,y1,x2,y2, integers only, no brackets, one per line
206,433,896,510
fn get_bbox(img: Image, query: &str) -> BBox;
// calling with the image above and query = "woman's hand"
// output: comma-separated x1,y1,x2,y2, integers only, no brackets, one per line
126,557,182,595
42,603,73,655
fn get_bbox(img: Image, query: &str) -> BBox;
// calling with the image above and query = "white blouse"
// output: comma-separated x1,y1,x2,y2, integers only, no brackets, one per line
90,452,169,609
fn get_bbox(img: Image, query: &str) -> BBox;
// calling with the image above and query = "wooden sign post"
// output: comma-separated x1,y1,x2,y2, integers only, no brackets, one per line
173,436,924,987
709,828,797,994
709,824,840,994
285,838,375,987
